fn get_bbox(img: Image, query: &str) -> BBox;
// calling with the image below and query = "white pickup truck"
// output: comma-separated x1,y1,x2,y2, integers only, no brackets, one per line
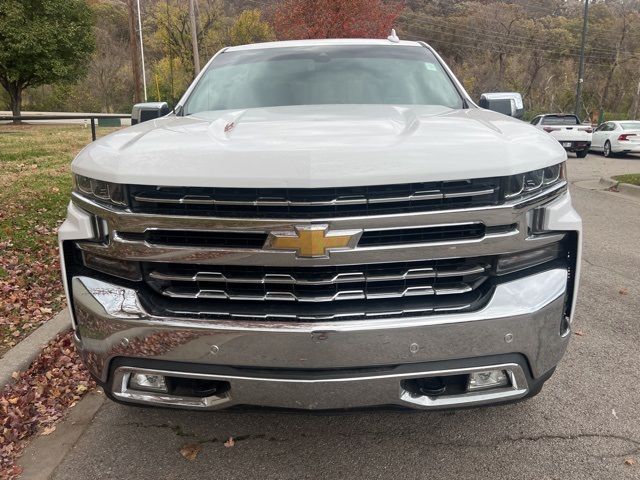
59,38,581,411
530,114,592,158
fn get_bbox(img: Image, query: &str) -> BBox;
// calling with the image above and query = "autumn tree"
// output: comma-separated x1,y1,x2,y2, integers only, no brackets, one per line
273,0,404,40
149,0,225,79
0,0,95,122
230,9,276,46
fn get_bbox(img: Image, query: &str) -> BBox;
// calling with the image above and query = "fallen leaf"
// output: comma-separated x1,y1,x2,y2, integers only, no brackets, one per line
619,288,628,296
624,458,636,466
574,330,585,336
76,384,88,394
0,331,96,476
180,443,201,461
224,437,235,448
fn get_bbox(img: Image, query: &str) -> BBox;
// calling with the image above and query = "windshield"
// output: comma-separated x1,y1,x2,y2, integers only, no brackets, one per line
620,121,640,130
541,115,580,126
183,45,464,114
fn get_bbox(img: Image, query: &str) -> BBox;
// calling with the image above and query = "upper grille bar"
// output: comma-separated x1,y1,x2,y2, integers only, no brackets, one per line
128,179,502,218
133,188,497,207
148,265,488,285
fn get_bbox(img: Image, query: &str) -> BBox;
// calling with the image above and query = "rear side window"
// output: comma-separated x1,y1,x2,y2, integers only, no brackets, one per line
541,115,580,126
620,121,640,130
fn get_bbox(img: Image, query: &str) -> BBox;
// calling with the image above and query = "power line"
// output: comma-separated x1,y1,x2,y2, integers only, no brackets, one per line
401,11,637,58
401,24,629,64
403,1,640,46
402,31,628,68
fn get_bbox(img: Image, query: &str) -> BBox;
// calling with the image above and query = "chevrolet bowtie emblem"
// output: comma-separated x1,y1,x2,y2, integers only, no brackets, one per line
265,225,362,258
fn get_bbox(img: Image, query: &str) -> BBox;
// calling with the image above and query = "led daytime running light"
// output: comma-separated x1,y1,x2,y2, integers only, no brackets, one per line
504,162,565,200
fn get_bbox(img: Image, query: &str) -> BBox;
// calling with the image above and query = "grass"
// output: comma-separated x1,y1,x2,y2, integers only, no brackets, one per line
0,124,120,355
614,173,640,186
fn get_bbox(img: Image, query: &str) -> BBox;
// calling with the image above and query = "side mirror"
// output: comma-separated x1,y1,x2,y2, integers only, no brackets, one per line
479,93,524,119
131,102,170,125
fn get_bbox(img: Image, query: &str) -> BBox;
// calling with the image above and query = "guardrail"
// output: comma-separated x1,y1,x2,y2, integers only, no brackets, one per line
0,114,131,141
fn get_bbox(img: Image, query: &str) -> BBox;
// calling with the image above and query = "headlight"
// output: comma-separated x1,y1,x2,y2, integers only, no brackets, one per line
73,174,126,207
504,162,566,200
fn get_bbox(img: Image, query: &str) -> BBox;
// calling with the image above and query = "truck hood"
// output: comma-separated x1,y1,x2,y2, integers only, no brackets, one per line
73,104,567,188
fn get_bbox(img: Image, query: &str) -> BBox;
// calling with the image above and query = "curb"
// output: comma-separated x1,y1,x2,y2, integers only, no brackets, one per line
18,389,105,480
599,177,618,189
0,308,71,388
599,177,640,199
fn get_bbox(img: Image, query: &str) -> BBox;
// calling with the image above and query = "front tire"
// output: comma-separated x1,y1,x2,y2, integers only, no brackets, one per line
604,140,613,157
576,149,588,158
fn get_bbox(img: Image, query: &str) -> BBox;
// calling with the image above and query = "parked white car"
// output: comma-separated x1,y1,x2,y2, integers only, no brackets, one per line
530,114,592,158
590,120,640,157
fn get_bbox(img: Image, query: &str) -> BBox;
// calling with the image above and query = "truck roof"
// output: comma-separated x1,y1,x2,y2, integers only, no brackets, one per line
225,38,424,52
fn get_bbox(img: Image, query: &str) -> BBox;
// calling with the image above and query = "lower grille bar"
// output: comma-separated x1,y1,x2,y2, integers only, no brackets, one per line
162,282,475,302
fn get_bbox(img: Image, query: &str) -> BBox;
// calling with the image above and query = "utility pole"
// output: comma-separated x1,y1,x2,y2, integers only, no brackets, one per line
574,0,589,119
127,0,142,103
136,0,148,101
189,0,200,75
166,0,175,103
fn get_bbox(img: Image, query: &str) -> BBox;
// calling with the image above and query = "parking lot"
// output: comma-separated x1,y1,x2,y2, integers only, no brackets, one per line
20,153,640,480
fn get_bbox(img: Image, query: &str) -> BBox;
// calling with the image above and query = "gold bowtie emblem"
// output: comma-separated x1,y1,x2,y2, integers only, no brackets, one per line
266,225,362,258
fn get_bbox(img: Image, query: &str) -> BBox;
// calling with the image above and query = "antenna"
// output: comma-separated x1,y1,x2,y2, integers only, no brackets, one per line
387,29,400,43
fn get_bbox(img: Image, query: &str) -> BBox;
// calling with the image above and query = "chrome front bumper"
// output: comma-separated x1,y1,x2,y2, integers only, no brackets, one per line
71,268,570,410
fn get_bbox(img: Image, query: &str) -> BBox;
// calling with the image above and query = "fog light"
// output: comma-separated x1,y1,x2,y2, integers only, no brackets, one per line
467,370,509,391
129,373,168,392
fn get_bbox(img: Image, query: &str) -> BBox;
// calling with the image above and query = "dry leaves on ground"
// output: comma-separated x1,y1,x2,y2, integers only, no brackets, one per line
180,443,201,461
0,331,95,480
0,239,64,355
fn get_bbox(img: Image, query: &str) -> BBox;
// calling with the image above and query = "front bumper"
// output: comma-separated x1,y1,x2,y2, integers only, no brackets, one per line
60,183,581,410
71,268,570,410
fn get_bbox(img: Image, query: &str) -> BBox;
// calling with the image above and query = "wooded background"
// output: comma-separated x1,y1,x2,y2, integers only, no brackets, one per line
2,0,639,122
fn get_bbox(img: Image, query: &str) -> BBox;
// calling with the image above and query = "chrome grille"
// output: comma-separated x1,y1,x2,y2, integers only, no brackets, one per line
68,176,570,323
129,178,501,218
142,258,493,314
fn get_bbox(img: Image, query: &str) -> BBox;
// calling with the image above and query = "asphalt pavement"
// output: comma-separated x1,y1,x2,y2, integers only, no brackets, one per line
23,153,640,480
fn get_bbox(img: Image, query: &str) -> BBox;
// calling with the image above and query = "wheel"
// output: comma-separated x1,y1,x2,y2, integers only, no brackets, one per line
604,140,613,157
576,149,588,158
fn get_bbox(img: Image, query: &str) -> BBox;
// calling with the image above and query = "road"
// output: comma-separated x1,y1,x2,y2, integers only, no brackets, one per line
25,154,640,480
